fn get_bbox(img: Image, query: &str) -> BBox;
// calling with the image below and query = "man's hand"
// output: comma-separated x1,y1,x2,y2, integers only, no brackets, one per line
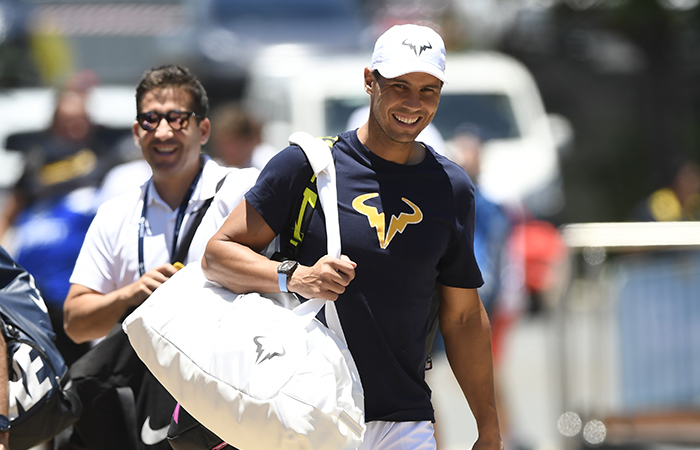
126,263,179,307
287,255,356,300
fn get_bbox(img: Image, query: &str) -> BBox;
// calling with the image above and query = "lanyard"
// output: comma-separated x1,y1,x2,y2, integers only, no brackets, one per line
138,157,204,276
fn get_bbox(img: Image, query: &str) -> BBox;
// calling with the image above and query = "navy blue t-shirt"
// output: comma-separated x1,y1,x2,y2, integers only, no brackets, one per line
246,130,483,423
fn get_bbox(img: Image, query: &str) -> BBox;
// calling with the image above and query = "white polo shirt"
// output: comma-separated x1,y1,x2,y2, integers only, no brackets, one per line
70,155,259,294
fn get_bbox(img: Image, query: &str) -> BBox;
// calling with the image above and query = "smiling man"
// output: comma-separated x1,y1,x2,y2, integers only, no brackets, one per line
63,65,258,450
203,25,503,450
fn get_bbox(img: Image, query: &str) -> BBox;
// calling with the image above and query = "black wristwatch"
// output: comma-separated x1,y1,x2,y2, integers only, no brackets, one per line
0,414,10,433
277,260,299,293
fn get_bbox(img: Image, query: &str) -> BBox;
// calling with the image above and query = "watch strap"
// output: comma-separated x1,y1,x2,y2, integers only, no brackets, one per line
278,272,288,293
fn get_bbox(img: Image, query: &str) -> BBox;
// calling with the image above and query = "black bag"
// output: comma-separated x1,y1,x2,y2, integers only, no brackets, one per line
0,246,82,450
168,405,235,450
67,324,176,450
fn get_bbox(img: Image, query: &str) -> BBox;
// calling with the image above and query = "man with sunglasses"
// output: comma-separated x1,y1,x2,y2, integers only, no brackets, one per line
63,65,258,450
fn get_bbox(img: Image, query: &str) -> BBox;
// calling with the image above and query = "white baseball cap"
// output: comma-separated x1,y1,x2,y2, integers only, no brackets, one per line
370,24,448,84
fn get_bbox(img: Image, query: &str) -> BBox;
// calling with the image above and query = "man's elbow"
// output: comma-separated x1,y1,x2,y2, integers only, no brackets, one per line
63,293,90,344
63,309,86,344
440,303,492,337
201,239,218,281
202,232,234,279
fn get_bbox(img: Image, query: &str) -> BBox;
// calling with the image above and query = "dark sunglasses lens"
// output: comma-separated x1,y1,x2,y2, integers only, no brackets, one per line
139,112,159,131
166,111,189,130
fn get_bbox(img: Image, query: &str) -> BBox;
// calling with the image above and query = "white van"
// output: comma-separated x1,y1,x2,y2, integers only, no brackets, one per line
244,48,569,217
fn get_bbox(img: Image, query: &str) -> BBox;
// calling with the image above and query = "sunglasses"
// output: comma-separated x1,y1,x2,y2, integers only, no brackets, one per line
137,110,200,132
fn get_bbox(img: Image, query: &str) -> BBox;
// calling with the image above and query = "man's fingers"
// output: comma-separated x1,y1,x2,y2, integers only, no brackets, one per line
329,255,356,281
291,255,357,300
340,254,357,267
140,264,177,295
141,278,162,295
324,265,355,295
155,263,179,277
145,264,178,283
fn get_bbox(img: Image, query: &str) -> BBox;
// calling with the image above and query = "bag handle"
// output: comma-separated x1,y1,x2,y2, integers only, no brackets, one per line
287,132,346,345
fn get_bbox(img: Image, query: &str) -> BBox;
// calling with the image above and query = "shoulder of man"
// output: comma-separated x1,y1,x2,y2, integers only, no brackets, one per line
86,186,145,246
203,160,260,212
433,151,474,186
218,166,260,192
95,183,144,217
200,155,252,185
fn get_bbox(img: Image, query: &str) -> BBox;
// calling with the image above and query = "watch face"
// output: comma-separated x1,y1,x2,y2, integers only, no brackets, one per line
278,260,298,274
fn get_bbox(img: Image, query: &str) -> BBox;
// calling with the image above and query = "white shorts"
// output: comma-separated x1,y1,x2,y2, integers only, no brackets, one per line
361,421,436,450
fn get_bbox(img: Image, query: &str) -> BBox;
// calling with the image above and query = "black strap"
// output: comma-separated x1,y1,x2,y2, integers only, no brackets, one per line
115,386,140,450
172,175,228,266
139,158,205,276
172,158,205,258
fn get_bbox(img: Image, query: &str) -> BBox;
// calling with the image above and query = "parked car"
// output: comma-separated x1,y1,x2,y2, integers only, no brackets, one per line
243,50,570,218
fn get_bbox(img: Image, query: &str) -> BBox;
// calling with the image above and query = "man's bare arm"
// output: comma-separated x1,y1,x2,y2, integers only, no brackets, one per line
63,263,178,343
203,199,355,300
438,284,503,450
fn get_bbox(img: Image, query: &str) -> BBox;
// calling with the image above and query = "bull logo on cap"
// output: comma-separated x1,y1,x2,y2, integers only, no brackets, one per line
402,38,432,57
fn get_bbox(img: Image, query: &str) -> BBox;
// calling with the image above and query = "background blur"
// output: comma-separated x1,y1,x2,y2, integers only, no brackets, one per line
2,0,700,223
2,1,700,450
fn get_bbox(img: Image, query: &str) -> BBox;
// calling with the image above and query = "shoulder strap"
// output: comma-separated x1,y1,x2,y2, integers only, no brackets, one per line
276,134,338,260
285,132,347,345
172,175,228,267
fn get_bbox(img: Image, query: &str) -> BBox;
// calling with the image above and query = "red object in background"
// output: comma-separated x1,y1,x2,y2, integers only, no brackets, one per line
510,220,567,294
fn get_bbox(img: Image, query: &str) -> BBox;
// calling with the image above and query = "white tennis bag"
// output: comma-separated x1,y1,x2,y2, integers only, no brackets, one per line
123,132,365,450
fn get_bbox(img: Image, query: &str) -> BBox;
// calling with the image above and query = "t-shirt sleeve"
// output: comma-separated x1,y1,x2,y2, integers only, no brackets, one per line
436,173,484,289
69,201,120,294
245,145,314,235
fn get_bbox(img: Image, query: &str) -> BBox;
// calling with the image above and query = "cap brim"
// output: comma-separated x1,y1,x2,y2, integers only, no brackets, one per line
374,61,448,84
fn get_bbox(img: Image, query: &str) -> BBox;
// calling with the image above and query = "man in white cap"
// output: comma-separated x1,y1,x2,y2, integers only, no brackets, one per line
203,24,503,450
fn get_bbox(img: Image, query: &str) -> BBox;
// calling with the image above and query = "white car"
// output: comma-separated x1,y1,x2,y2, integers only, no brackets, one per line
244,49,570,217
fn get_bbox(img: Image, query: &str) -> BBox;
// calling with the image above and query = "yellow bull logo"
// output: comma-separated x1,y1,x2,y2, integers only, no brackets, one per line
352,193,423,249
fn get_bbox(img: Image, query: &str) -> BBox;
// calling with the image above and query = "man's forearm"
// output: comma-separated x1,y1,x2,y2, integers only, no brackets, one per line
64,263,178,343
63,285,141,343
440,304,501,441
202,240,281,295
